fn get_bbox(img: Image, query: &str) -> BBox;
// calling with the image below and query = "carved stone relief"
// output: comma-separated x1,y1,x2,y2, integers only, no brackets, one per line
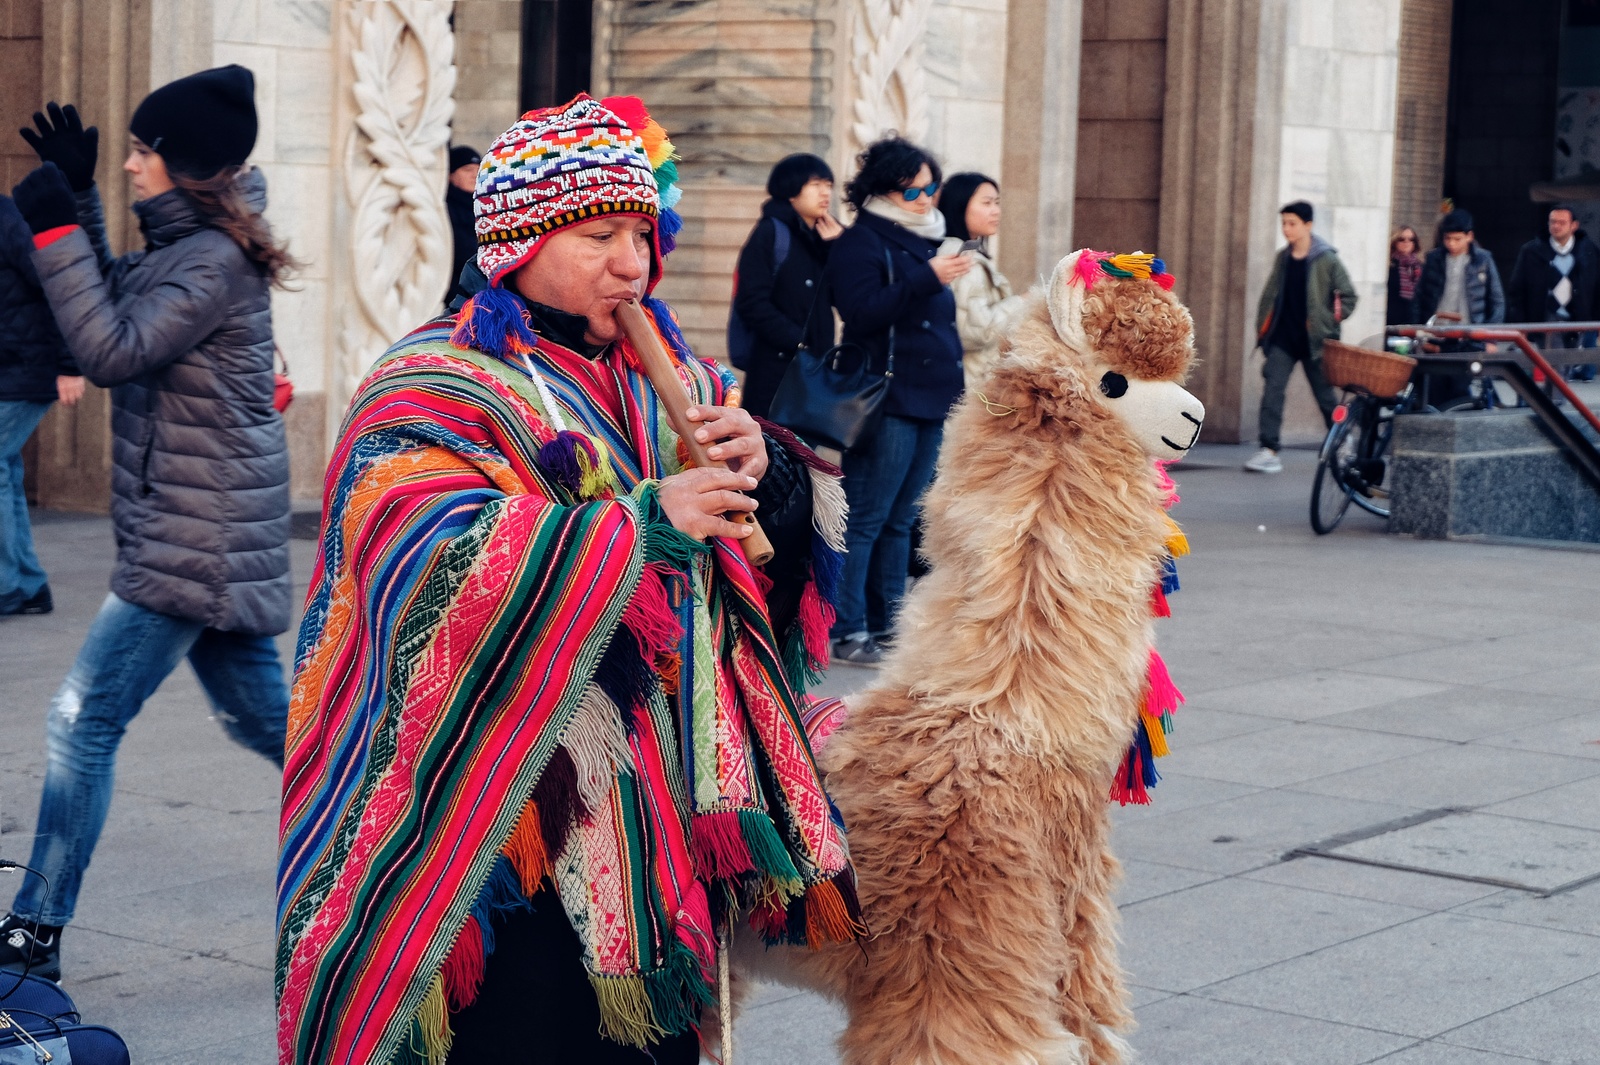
847,0,933,158
336,0,457,412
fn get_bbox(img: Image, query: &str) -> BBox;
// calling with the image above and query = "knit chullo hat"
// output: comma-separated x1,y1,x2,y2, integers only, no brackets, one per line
129,64,257,178
454,93,685,358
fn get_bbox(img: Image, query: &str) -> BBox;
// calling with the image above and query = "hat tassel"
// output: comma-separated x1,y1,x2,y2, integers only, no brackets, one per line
451,285,541,359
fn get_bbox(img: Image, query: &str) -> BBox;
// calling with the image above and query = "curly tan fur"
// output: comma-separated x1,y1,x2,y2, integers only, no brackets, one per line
748,290,1186,1065
1080,276,1195,382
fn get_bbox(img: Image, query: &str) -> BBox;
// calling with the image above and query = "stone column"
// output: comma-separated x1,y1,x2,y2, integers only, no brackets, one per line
1158,0,1278,443
1390,0,1452,248
998,0,1084,289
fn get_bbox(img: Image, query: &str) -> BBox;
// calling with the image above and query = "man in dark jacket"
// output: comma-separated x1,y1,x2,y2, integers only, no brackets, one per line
1247,200,1357,473
444,144,479,306
0,193,83,615
730,153,840,417
1507,205,1599,380
1,71,291,982
1415,209,1505,403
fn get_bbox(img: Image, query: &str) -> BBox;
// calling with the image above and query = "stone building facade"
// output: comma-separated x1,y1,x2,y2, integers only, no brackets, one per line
4,0,1573,511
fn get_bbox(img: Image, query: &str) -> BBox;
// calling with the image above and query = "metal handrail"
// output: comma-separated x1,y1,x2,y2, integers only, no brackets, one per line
1392,324,1600,489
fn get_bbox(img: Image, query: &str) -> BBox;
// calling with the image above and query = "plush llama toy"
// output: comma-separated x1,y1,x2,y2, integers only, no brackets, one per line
738,249,1204,1065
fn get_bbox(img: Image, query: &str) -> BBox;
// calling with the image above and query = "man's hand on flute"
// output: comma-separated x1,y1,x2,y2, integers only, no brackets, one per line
658,467,760,541
684,404,769,480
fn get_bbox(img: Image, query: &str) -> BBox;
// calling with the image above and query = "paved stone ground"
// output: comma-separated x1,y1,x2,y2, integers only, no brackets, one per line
3,442,1599,1063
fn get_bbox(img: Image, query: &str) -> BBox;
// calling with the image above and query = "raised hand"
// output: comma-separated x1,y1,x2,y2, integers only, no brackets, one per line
20,102,99,192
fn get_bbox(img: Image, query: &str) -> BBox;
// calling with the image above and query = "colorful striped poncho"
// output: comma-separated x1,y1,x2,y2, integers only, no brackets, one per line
276,298,860,1065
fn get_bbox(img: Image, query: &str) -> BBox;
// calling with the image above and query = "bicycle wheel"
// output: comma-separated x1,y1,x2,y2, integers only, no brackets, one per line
1348,401,1399,518
1310,404,1358,534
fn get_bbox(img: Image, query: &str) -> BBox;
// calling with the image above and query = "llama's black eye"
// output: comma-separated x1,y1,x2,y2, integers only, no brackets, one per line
1099,372,1129,398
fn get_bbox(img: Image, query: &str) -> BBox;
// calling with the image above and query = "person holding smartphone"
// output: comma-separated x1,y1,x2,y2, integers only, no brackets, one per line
938,172,1025,382
824,136,968,665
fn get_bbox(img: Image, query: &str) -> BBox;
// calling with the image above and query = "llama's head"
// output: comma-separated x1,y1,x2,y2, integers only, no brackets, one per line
996,250,1204,458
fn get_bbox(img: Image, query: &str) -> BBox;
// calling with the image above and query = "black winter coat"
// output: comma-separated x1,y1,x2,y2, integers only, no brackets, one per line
32,173,291,635
0,194,76,402
825,210,962,422
731,200,834,418
1506,231,1600,325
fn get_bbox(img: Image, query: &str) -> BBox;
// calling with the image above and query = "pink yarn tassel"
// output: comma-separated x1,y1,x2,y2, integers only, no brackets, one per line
441,914,486,1011
1147,649,1184,717
1073,251,1109,288
797,580,835,667
1154,460,1180,506
690,810,756,879
621,562,683,659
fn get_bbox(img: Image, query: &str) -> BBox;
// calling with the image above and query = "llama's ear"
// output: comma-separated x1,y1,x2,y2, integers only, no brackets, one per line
1046,251,1091,351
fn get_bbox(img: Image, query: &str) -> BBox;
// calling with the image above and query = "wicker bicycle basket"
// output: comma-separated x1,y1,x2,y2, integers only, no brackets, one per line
1321,340,1417,397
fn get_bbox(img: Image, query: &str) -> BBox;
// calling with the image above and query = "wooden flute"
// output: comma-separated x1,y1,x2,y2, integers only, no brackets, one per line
614,299,776,566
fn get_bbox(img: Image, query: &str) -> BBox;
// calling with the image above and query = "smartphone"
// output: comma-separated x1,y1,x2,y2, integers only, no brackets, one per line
959,239,983,253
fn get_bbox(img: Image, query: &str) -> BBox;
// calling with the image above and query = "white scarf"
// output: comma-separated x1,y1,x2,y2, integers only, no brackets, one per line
862,195,948,241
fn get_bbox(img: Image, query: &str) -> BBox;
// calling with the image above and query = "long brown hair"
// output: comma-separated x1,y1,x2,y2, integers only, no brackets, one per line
170,165,300,289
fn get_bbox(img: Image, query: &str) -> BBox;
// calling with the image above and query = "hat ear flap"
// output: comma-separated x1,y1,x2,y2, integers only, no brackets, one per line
1047,251,1092,351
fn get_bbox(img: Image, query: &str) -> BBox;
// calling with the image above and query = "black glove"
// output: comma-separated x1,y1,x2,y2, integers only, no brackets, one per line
20,102,99,193
12,164,78,234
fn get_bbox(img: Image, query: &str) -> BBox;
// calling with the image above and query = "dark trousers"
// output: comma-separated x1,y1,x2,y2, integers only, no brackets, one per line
448,894,702,1063
1259,344,1337,450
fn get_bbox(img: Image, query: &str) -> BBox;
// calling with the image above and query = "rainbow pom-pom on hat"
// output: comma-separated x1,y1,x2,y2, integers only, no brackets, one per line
453,93,685,358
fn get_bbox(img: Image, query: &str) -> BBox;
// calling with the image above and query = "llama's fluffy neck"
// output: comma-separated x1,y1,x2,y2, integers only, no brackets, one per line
871,373,1169,763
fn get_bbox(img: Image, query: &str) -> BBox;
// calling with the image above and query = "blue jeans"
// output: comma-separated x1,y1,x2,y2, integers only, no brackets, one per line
0,400,52,610
833,414,943,639
11,593,288,925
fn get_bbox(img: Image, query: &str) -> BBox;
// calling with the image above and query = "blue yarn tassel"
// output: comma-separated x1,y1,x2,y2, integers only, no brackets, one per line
1161,556,1181,595
643,295,695,363
810,530,844,605
469,856,533,955
1135,719,1160,791
658,207,683,257
451,285,540,359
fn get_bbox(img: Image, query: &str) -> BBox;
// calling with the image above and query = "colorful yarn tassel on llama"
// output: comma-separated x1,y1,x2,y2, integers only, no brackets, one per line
1111,465,1188,806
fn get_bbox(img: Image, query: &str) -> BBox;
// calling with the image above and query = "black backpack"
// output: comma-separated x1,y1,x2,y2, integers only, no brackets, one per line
726,217,792,370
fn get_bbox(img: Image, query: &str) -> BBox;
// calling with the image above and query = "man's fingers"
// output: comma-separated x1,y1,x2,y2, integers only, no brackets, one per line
30,112,50,137
62,104,82,135
46,102,66,133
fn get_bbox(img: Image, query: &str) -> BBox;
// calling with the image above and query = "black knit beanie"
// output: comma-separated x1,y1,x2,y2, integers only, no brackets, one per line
449,145,481,172
129,65,258,178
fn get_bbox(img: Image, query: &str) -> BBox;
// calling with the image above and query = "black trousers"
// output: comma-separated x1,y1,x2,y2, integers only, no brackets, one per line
447,895,702,1063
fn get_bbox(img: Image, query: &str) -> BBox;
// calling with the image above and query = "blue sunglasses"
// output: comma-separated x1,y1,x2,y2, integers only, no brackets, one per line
899,180,940,202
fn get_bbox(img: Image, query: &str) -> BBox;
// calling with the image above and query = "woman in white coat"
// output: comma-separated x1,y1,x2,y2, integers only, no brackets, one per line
939,172,1025,382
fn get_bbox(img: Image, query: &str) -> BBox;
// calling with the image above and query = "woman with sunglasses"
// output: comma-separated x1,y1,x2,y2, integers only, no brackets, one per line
824,136,969,665
1388,225,1423,324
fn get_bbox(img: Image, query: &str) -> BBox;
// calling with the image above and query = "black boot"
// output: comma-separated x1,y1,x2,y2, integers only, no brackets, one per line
0,913,62,981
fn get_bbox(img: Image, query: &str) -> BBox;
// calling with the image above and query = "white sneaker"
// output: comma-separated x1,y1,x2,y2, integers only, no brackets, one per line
1243,447,1282,473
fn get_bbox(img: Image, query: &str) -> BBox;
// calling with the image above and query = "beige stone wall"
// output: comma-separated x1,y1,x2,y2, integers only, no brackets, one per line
0,0,44,192
1074,0,1167,255
452,0,522,155
923,0,1008,182
605,0,842,361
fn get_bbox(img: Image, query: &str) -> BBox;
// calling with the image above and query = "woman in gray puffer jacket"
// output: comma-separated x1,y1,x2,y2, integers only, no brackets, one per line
0,66,293,981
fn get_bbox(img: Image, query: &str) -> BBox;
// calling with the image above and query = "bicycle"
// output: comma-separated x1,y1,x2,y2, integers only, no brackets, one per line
1309,340,1430,535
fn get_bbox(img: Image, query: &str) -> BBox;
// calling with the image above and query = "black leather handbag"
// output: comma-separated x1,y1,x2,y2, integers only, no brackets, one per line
767,247,896,453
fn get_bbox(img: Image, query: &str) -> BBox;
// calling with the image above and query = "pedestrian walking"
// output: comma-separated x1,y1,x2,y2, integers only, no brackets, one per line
939,171,1025,381
825,136,967,663
275,95,861,1064
1387,225,1423,325
729,152,841,418
445,144,481,306
1415,208,1505,404
0,66,294,982
1246,201,1357,474
1507,204,1599,380
0,190,83,616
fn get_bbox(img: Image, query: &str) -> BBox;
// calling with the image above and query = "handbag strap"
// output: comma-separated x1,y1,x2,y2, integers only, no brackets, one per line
883,245,896,379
